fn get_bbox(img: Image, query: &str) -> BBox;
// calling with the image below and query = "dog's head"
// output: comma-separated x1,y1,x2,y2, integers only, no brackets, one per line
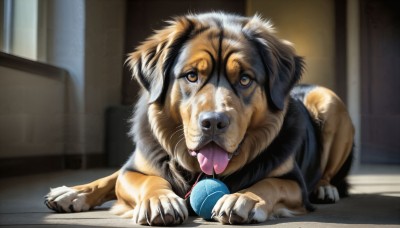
128,12,304,176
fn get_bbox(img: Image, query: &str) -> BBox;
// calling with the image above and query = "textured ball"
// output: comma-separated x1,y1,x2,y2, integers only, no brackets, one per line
189,178,230,220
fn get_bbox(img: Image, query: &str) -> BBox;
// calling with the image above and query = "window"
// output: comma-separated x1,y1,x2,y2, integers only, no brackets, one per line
1,0,45,61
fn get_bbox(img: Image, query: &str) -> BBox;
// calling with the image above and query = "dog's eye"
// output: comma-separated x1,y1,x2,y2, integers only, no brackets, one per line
239,75,253,87
185,72,198,83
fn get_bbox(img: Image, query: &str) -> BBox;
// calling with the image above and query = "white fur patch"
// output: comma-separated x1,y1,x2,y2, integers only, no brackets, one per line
317,185,340,202
45,186,90,212
273,208,300,218
110,204,134,218
251,207,267,222
130,192,188,225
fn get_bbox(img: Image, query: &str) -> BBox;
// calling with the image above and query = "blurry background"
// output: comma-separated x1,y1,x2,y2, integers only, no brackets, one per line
0,0,399,177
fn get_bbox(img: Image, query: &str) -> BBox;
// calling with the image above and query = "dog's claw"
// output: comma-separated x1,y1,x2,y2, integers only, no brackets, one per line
248,210,255,221
228,210,234,224
145,209,151,225
211,211,216,220
157,207,166,226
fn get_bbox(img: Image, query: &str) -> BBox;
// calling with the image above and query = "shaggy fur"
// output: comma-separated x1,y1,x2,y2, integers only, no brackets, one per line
45,12,354,226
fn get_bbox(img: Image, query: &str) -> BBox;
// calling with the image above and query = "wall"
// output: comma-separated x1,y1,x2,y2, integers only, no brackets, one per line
247,0,335,89
0,54,66,158
0,0,125,171
45,0,125,167
46,0,86,159
359,0,400,164
84,0,126,159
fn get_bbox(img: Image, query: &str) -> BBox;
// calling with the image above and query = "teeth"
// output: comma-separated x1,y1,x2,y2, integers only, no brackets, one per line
189,151,198,157
189,148,240,159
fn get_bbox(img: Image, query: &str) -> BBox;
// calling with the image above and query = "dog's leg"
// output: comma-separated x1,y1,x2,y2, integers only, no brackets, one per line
304,87,354,203
45,171,118,212
111,170,188,226
315,109,354,203
212,178,306,224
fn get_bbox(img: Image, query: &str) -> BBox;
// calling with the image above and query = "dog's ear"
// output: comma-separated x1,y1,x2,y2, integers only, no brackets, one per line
127,17,194,104
243,16,305,111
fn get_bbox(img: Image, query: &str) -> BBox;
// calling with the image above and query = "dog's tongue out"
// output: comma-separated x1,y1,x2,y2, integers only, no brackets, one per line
197,143,229,175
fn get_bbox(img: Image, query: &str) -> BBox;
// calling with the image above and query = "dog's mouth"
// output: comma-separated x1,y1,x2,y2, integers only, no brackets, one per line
188,142,240,175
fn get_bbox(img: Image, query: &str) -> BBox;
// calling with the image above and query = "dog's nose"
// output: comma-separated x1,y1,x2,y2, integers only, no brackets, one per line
199,112,230,134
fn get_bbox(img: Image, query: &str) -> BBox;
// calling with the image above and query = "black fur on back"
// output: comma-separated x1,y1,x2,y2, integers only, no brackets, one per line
291,84,352,198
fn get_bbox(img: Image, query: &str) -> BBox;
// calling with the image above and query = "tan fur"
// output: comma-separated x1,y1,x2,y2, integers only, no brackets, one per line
45,13,353,226
172,25,288,175
213,177,306,224
268,155,295,178
303,86,354,187
71,172,118,209
130,148,163,176
111,171,188,225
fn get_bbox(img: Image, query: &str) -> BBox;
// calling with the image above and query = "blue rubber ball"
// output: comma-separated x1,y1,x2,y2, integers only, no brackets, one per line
189,178,230,220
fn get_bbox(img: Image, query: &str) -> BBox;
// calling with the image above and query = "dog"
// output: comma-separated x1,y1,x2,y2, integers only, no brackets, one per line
45,12,354,225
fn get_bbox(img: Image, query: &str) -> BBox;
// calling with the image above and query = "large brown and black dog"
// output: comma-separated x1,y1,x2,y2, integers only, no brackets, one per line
45,12,354,225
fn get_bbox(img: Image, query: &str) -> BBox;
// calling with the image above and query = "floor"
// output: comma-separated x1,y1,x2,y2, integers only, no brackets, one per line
0,165,399,228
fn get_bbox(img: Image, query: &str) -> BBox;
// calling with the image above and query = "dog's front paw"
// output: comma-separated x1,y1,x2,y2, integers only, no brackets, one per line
212,193,268,224
133,190,188,226
45,186,90,213
311,184,340,204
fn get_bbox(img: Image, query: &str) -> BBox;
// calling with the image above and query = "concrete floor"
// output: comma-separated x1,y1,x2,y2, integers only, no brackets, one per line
0,165,399,228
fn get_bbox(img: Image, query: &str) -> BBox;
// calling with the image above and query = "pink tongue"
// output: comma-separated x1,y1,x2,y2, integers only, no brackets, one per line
197,144,229,175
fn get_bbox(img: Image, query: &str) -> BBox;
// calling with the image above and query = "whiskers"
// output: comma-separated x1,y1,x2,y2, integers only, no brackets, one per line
170,125,186,155
174,136,186,156
169,125,184,141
